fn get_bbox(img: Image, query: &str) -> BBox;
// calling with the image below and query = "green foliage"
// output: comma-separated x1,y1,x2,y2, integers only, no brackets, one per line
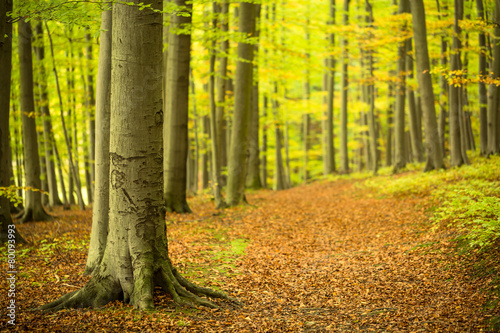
0,185,29,207
365,155,500,252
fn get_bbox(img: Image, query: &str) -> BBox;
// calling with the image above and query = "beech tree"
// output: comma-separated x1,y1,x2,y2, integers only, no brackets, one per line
84,6,112,275
226,0,256,206
409,0,444,171
18,18,51,223
163,0,193,213
40,0,235,311
339,0,349,174
1,0,25,243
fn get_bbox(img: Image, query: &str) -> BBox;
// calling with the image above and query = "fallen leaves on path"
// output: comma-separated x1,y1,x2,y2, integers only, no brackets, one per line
1,179,498,332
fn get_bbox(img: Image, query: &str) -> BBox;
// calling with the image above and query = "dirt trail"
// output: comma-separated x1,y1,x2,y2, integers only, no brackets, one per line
173,180,489,332
4,179,493,332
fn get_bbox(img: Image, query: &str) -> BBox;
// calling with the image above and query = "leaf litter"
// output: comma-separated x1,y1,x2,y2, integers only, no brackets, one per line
1,179,498,332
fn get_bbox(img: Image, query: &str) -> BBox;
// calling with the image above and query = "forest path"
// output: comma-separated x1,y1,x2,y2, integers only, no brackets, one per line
170,179,489,332
7,179,493,332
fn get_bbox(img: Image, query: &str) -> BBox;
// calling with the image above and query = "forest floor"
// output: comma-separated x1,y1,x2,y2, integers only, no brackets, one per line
2,177,500,332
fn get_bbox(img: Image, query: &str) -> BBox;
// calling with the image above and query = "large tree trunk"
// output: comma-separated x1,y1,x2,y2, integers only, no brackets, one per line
163,0,193,213
85,7,112,275
409,0,444,170
339,0,349,174
0,0,25,243
246,4,262,190
18,19,51,223
40,0,235,312
226,1,256,206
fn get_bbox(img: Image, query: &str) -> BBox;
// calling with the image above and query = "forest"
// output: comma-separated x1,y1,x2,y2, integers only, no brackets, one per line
1,0,500,331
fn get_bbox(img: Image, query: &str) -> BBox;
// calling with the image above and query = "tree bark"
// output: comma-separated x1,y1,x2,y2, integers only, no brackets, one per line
39,0,236,312
226,1,256,206
487,0,500,155
406,39,425,163
33,23,62,207
323,0,336,175
246,4,262,190
393,0,409,173
163,0,193,213
46,23,85,210
409,0,444,170
0,0,25,243
209,3,225,208
86,31,96,200
365,0,378,174
449,0,469,166
18,19,51,223
476,0,488,155
85,7,112,275
339,0,350,174
216,0,229,179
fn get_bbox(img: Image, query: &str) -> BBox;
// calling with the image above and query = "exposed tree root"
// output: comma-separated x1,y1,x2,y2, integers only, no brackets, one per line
37,260,240,312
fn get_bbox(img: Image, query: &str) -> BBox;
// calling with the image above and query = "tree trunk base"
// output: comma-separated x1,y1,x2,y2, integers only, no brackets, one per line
165,200,192,214
37,257,240,311
19,206,51,224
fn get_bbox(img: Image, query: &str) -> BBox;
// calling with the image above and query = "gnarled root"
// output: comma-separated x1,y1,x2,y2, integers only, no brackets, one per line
36,259,240,312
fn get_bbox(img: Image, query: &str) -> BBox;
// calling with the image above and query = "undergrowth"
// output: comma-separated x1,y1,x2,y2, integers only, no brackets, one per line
364,154,500,251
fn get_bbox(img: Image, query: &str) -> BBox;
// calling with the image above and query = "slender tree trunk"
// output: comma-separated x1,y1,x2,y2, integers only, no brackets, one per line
393,0,409,173
85,7,112,275
261,95,268,187
386,80,394,167
476,0,488,155
18,19,51,223
79,51,93,205
324,0,336,175
217,0,229,180
189,70,199,194
164,0,193,213
409,0,444,170
487,0,500,155
406,39,425,163
202,115,210,189
226,1,256,206
34,23,62,207
208,3,225,208
340,0,350,174
46,23,85,210
436,0,448,156
53,139,68,206
1,0,25,242
449,0,469,166
365,0,378,174
273,107,286,190
86,31,96,200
